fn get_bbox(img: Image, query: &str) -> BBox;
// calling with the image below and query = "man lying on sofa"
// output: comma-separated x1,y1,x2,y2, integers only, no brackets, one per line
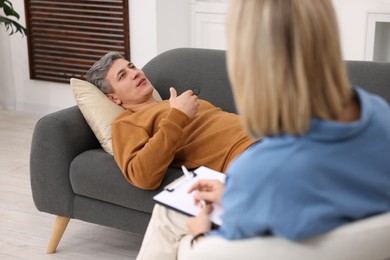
86,52,257,190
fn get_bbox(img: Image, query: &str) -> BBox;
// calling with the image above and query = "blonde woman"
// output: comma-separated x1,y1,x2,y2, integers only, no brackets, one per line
136,0,390,259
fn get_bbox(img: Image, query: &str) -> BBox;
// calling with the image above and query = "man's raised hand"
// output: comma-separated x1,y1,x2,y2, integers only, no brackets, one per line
169,87,199,119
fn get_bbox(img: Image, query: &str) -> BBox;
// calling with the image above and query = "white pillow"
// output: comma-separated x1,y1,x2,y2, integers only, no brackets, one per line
70,78,162,155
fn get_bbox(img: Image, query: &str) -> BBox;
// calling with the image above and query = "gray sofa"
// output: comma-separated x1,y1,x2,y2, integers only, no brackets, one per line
30,48,390,253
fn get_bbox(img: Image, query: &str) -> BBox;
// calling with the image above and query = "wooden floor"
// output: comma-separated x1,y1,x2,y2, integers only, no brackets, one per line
0,110,143,259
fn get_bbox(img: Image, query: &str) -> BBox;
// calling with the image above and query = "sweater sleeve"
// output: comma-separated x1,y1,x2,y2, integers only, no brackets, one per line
112,108,189,190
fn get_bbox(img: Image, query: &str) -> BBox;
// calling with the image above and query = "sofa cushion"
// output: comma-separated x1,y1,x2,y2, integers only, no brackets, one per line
70,78,162,155
69,149,182,213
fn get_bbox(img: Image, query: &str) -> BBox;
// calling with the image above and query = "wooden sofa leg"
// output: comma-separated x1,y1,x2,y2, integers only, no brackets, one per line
47,216,70,254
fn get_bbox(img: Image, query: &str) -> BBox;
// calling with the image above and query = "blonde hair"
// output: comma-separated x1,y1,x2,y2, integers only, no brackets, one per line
226,0,351,137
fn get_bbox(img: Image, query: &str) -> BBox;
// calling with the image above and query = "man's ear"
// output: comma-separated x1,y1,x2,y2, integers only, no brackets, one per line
106,93,122,105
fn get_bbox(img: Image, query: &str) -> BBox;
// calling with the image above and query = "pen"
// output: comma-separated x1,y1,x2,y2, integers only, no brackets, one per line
182,165,206,207
181,165,193,182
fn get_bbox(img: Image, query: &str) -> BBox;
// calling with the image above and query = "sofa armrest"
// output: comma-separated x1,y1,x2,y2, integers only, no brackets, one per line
187,213,390,260
30,105,100,217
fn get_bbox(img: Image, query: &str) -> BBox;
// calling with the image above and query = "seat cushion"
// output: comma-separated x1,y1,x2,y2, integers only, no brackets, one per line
69,149,182,214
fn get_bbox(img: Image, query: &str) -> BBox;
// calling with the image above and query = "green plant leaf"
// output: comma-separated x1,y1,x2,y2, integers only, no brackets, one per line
2,0,20,19
0,16,27,36
0,1,27,36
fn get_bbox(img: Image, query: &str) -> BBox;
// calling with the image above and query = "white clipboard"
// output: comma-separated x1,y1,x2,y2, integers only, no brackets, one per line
153,166,225,226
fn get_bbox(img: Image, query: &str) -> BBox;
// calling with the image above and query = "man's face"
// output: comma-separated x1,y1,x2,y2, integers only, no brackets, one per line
105,59,154,108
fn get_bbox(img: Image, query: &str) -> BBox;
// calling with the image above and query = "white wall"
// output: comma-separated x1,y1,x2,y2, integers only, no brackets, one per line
0,27,16,110
156,0,189,54
1,1,76,114
332,0,390,61
1,0,389,114
129,0,158,69
129,0,189,66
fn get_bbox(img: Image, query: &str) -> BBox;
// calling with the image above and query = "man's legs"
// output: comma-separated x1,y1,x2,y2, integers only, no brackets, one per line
136,204,190,260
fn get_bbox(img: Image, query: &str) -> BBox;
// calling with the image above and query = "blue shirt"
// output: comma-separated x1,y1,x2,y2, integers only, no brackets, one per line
211,87,390,241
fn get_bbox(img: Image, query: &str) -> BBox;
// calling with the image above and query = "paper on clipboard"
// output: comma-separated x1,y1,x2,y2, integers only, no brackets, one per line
153,166,225,226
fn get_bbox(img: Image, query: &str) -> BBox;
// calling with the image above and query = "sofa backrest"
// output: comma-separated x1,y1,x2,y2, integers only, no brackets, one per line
142,48,236,112
345,60,390,104
142,48,390,114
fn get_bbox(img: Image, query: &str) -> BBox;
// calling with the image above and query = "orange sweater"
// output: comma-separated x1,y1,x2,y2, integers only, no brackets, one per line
112,100,255,190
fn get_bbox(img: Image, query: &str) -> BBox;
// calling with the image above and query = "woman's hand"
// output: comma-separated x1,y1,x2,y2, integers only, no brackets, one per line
188,179,225,206
187,179,224,236
187,204,213,235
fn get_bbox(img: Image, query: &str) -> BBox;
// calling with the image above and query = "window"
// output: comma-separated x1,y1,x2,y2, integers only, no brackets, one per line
25,0,130,83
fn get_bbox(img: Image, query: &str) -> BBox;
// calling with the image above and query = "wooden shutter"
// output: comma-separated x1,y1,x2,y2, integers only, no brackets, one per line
24,0,130,83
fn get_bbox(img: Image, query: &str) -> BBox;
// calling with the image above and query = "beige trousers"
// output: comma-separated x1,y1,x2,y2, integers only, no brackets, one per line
136,204,192,260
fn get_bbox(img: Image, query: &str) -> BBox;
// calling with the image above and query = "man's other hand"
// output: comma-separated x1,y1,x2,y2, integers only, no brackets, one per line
169,87,199,119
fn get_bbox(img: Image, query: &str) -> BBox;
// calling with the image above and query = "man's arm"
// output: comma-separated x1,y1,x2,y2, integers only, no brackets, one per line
113,87,199,190
112,108,189,190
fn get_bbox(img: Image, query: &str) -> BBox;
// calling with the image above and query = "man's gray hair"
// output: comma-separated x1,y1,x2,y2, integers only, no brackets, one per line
86,52,125,94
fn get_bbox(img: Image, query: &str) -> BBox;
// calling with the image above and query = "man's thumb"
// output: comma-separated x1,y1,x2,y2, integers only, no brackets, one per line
169,87,177,99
